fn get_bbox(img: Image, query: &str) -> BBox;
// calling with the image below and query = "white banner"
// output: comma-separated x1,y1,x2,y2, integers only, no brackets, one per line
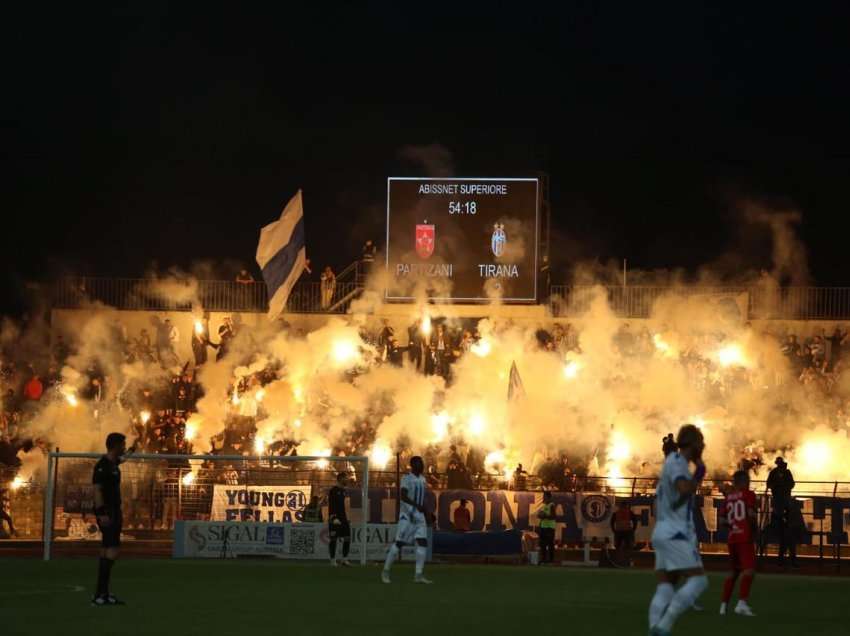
173,521,431,561
210,485,311,523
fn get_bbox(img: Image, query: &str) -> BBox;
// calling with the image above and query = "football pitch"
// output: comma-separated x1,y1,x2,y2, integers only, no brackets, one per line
1,559,845,636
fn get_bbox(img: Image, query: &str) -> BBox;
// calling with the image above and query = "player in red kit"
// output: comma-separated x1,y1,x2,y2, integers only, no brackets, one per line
720,470,758,617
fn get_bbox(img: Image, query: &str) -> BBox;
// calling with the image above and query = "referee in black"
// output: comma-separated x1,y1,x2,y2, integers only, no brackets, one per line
92,432,127,605
328,472,352,567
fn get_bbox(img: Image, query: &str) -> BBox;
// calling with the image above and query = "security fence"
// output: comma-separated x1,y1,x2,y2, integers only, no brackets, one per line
52,278,359,314
550,285,850,320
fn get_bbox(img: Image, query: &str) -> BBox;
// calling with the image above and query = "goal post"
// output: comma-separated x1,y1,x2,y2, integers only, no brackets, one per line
43,451,370,564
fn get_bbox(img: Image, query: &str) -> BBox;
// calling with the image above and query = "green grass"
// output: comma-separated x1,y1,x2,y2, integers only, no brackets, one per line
0,559,846,636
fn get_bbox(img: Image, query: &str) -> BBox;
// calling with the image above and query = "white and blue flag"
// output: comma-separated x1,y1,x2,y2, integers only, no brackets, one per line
256,190,307,319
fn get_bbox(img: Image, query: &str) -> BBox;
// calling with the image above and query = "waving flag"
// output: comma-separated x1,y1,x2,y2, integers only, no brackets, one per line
507,360,525,400
256,190,307,319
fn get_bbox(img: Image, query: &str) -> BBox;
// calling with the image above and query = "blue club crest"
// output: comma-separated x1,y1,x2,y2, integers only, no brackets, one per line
491,223,506,257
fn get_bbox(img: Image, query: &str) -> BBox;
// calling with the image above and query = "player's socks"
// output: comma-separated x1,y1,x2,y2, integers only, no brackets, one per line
96,557,114,598
329,538,337,560
739,573,753,600
657,575,708,632
719,602,727,616
414,546,427,578
383,543,399,573
721,573,737,603
648,582,674,628
342,540,350,559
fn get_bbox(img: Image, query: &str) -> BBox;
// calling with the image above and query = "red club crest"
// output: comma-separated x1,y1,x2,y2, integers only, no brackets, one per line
415,224,435,260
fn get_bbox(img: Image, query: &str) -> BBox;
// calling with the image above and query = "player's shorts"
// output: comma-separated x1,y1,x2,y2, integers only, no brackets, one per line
395,512,428,545
652,530,703,572
98,511,122,548
728,541,756,571
329,518,351,539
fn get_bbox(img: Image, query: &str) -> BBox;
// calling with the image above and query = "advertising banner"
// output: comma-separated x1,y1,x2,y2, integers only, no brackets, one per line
173,521,430,561
210,485,311,523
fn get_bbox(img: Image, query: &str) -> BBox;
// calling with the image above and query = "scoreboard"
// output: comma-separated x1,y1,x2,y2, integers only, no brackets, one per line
385,177,539,302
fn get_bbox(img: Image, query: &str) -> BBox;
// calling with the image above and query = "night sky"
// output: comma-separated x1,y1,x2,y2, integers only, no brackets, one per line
5,3,850,314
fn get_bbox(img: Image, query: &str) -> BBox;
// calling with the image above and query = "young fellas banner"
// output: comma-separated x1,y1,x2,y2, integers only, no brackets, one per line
210,485,312,523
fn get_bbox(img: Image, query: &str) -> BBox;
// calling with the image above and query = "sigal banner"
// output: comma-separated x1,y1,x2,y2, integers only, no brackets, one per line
173,521,430,560
210,485,311,522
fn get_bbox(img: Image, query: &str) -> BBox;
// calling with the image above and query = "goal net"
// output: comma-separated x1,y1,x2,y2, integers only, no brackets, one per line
43,452,370,563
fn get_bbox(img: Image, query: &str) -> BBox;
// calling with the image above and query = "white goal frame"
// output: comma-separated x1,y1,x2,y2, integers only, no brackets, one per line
43,452,370,564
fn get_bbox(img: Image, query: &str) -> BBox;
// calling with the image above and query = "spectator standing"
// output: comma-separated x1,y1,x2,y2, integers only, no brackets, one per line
212,320,234,362
431,324,449,377
0,488,18,538
827,326,848,372
191,321,209,367
453,499,472,532
513,464,528,490
320,266,336,310
53,335,70,365
235,269,255,309
167,320,179,353
407,322,422,371
378,320,394,360
235,269,254,284
361,239,376,274
610,501,639,564
387,338,404,367
536,491,556,564
767,457,798,567
23,374,43,401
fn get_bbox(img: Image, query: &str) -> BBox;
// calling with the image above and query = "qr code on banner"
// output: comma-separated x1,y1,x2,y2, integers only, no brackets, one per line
290,527,315,555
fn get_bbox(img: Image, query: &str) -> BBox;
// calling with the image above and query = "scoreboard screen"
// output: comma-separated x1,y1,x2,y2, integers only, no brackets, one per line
385,177,539,302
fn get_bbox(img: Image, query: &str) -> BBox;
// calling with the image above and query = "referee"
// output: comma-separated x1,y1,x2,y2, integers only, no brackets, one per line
328,472,352,567
92,432,127,606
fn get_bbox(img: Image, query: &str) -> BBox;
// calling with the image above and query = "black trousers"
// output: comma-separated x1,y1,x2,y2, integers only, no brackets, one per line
539,528,555,563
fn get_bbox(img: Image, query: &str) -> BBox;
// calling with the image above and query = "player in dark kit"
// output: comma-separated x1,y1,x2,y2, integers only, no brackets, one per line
719,470,758,617
92,432,128,606
328,472,352,567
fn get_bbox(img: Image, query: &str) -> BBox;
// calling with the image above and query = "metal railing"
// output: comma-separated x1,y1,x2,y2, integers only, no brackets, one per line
52,277,361,315
48,278,850,320
550,285,850,320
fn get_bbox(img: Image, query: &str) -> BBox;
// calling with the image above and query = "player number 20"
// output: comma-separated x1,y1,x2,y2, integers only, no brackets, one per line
726,499,746,523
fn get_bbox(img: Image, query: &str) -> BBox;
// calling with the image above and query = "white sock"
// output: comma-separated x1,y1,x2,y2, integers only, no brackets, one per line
383,544,399,572
415,546,427,576
658,575,708,631
649,583,675,627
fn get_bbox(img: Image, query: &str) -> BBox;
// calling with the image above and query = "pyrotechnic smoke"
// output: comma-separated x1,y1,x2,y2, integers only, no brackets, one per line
8,202,850,489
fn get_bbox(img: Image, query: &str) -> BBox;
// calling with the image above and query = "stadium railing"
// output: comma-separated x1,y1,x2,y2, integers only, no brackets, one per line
51,278,850,319
549,285,850,320
52,277,361,314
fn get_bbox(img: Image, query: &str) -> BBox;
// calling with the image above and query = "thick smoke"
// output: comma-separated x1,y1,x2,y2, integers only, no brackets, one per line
6,201,849,492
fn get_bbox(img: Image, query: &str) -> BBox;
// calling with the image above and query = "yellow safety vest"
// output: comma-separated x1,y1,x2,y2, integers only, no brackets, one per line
538,502,556,529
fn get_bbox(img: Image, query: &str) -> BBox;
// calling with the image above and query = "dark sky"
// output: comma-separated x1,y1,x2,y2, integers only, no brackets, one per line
5,3,850,313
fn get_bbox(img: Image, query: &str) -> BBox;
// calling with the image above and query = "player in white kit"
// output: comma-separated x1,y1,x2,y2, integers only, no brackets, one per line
648,424,709,636
382,456,432,584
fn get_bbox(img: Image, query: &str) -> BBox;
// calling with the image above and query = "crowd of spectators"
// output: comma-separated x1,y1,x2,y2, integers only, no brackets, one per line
3,300,850,496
